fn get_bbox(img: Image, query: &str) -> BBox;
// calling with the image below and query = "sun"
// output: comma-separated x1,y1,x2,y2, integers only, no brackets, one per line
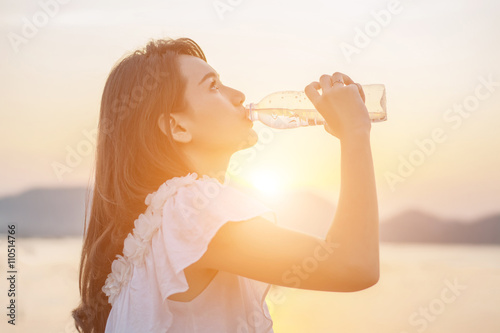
249,169,283,196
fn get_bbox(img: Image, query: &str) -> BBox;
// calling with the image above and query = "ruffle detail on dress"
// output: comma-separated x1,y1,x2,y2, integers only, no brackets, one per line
102,172,224,305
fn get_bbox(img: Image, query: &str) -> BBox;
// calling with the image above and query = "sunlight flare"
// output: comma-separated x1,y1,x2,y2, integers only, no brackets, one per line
249,169,283,196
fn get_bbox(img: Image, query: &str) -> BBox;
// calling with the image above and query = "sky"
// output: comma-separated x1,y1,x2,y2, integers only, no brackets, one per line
1,0,499,221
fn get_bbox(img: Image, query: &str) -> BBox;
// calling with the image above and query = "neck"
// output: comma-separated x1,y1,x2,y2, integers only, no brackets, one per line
183,148,232,184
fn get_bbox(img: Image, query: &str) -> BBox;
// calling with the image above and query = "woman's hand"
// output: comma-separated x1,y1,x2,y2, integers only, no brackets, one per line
304,72,370,140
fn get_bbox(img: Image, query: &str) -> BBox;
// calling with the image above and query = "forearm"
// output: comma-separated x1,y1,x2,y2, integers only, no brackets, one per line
326,131,380,277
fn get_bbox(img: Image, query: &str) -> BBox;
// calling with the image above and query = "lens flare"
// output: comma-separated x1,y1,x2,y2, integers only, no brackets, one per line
250,169,282,196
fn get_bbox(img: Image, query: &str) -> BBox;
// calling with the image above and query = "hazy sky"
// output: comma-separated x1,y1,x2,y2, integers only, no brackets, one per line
1,0,499,220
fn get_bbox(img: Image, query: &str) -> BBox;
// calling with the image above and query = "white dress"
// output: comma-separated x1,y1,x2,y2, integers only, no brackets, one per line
102,173,277,332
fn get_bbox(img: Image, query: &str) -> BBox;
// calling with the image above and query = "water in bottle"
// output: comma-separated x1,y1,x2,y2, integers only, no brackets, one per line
246,84,387,129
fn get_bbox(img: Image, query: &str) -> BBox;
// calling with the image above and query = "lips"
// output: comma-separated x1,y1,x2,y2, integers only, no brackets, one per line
239,106,249,119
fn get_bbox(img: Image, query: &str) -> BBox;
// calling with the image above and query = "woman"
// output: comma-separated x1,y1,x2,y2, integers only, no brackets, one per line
72,37,379,332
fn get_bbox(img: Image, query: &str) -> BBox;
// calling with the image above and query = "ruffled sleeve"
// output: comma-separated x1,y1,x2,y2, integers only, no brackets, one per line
153,174,277,304
102,173,277,332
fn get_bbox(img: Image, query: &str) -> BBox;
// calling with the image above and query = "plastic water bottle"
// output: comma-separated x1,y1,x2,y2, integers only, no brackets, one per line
246,84,387,129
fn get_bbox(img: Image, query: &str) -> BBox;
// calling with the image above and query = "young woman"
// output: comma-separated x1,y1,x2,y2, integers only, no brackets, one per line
72,37,379,333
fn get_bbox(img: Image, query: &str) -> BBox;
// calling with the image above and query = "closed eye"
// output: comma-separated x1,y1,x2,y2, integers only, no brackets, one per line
210,79,220,90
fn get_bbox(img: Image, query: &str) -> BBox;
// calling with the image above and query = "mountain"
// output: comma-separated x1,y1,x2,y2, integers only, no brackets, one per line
0,187,89,237
0,186,499,244
380,210,500,244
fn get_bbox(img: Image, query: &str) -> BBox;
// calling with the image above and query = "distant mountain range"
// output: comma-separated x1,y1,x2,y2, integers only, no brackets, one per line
0,187,89,238
0,186,499,244
380,209,500,244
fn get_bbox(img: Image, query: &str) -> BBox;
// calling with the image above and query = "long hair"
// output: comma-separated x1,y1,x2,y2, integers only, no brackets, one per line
71,38,207,333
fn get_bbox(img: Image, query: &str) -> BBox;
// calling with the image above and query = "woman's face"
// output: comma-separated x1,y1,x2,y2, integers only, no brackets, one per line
172,55,258,155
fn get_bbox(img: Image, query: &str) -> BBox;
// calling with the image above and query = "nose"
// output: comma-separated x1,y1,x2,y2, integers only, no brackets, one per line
229,87,245,106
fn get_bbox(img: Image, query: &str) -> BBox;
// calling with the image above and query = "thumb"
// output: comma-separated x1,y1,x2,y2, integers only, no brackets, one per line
324,123,337,137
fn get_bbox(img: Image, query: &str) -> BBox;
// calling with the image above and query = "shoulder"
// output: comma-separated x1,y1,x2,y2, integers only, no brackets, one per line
145,173,233,206
144,173,201,210
149,173,262,212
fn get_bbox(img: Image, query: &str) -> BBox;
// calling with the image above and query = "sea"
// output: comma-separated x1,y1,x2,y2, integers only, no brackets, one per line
0,238,498,333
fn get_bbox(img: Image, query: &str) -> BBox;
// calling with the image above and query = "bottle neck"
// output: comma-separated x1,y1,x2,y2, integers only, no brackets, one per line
246,103,256,121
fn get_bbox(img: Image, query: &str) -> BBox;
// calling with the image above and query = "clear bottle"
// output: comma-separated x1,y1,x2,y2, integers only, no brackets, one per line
246,84,387,129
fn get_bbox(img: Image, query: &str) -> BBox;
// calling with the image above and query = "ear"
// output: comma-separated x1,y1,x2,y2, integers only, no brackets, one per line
157,113,192,144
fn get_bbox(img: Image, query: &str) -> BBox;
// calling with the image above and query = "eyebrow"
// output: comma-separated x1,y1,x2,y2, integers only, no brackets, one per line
198,71,220,85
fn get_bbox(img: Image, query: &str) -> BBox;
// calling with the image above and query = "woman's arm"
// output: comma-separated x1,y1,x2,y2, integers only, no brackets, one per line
195,72,379,292
326,131,379,286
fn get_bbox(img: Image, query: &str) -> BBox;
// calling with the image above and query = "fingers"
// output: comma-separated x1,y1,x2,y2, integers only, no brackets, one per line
319,74,332,92
306,72,363,104
332,72,365,102
317,72,359,92
355,83,365,103
337,72,354,86
304,81,321,105
331,72,345,87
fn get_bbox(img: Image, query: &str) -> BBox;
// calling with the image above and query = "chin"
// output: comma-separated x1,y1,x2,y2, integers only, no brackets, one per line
236,128,259,151
246,128,259,147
